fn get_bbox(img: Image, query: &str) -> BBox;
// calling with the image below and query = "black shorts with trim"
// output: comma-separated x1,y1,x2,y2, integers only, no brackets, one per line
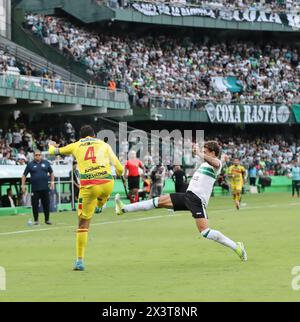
170,191,208,219
128,176,140,190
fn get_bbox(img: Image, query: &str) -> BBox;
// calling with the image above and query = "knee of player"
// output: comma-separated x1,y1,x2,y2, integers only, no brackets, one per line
78,219,90,229
78,224,88,230
157,195,170,208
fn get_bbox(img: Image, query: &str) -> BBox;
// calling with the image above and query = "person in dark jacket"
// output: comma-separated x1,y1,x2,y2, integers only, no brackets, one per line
21,150,55,225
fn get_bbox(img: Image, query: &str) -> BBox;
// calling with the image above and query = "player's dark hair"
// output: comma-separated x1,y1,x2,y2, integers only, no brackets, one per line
80,125,95,138
204,141,221,157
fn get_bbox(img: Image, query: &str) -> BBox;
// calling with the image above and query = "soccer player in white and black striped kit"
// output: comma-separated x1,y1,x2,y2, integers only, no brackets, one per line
115,141,247,261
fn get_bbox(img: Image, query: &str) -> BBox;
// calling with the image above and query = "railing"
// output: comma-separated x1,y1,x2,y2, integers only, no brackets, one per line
145,96,300,110
0,35,84,83
147,96,201,110
0,74,129,102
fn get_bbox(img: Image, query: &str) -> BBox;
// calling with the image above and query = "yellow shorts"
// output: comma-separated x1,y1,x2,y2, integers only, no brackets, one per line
78,180,114,220
231,184,243,194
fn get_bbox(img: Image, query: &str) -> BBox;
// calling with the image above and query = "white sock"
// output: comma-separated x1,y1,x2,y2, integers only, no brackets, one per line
123,198,159,213
201,228,237,251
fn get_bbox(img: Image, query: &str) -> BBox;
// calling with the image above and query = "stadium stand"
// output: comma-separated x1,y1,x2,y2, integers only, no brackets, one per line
0,46,66,89
25,13,300,109
0,34,85,83
0,44,129,97
1,116,299,177
1,1,299,198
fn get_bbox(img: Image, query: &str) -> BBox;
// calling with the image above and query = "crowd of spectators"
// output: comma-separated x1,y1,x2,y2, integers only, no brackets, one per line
1,126,298,207
0,47,64,94
218,135,300,176
26,13,300,109
1,119,299,180
0,121,75,166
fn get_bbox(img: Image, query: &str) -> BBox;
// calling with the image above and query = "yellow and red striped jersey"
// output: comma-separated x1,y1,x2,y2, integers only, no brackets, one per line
49,137,123,186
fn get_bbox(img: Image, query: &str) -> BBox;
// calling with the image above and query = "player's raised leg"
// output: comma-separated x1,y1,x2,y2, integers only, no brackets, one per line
115,193,173,215
115,191,247,261
182,191,247,261
196,218,247,261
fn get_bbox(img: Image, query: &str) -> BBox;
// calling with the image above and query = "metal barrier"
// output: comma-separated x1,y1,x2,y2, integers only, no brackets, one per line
0,35,84,83
0,74,129,102
148,96,203,110
147,96,298,110
0,164,76,211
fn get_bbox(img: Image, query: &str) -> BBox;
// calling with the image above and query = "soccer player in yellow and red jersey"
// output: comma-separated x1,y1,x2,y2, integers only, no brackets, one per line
48,125,123,271
227,158,246,210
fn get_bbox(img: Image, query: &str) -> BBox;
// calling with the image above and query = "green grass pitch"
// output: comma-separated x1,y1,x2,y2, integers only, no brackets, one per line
0,192,300,302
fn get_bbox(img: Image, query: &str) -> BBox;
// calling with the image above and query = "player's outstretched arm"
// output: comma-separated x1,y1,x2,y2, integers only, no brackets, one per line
48,142,76,156
203,153,221,169
193,144,220,169
195,149,221,169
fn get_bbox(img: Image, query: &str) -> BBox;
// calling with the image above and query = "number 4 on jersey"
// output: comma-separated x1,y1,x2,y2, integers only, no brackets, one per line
84,147,96,163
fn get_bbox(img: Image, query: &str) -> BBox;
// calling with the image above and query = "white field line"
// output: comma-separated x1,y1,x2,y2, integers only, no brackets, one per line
213,202,300,213
0,213,182,236
0,201,299,237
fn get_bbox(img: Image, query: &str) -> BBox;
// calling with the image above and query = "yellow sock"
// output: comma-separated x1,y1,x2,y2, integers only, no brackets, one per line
76,229,88,260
